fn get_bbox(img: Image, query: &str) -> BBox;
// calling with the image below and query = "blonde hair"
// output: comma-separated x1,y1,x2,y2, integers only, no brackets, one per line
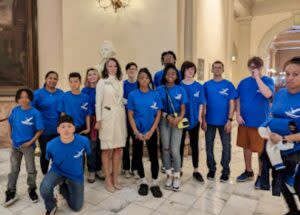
84,68,101,87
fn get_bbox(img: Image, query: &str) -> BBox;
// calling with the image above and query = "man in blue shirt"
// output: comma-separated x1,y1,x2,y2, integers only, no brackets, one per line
236,57,275,188
40,115,91,214
203,61,238,182
58,72,91,135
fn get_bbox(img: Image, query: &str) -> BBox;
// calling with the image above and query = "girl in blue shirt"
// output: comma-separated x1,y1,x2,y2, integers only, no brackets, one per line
157,64,188,191
82,68,103,183
32,71,64,175
261,57,300,214
4,88,44,207
180,61,206,183
128,68,163,197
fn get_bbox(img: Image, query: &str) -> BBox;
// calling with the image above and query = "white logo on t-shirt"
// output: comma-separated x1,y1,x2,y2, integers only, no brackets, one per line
219,88,229,96
193,91,200,97
175,94,182,100
150,102,158,110
285,108,300,119
21,117,34,126
81,102,88,110
73,149,85,158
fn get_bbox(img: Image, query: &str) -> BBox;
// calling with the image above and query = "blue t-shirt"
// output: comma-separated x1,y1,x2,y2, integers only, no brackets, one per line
153,69,182,87
81,87,96,116
32,87,64,136
57,91,90,128
261,88,300,155
127,89,163,134
180,81,206,129
8,106,44,148
157,85,188,115
46,134,91,183
204,79,238,126
237,76,275,128
123,80,138,108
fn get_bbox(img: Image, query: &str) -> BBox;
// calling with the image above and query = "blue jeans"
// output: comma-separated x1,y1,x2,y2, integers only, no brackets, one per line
87,139,102,172
159,118,182,173
40,171,84,212
205,125,231,175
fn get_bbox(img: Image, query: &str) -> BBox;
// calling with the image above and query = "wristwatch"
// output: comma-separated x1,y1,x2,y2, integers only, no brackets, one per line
281,136,288,144
228,118,233,122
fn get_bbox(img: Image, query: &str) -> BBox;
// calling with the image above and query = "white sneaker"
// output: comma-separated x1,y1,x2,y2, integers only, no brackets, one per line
96,170,105,180
124,170,131,178
133,170,140,180
173,172,181,191
165,170,173,190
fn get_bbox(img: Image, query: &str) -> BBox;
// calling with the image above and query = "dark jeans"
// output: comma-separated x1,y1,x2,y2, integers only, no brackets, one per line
87,139,102,172
39,134,58,175
205,124,231,175
123,123,137,171
40,171,84,212
260,142,283,196
135,131,159,179
281,161,300,213
180,123,200,168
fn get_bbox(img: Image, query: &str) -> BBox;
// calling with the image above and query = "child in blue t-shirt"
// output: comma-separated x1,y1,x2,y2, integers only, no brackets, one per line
58,72,91,134
179,61,206,183
157,64,188,191
81,68,104,183
122,62,139,178
4,88,44,207
40,115,91,214
128,68,163,197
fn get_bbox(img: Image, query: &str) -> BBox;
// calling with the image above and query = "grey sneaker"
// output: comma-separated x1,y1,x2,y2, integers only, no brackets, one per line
165,175,173,190
96,170,105,180
133,170,140,180
124,170,131,178
87,172,96,183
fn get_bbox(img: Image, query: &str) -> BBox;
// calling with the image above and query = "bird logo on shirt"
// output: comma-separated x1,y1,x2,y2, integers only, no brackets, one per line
73,149,85,158
175,94,182,100
285,108,300,119
219,88,229,96
21,117,34,126
193,91,200,98
150,102,158,110
81,102,88,110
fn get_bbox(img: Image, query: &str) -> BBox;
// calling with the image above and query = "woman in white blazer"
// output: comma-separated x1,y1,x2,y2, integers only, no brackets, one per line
95,58,127,192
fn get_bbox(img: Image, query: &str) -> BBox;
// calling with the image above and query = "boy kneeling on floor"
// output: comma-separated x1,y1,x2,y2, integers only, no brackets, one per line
40,115,91,215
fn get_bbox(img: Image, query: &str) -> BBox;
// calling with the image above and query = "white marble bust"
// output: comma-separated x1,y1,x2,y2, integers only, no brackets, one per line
96,40,116,73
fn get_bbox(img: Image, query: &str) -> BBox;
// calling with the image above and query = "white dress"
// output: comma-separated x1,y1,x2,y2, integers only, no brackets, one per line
95,76,127,149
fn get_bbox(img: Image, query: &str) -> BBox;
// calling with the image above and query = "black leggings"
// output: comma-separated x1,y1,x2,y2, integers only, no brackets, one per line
281,161,300,212
135,131,159,179
123,123,137,171
180,123,200,168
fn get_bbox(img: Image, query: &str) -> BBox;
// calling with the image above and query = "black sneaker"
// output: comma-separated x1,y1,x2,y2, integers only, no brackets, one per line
46,206,57,215
206,171,215,181
138,183,149,196
193,172,204,183
29,189,39,203
4,190,18,207
254,176,261,189
285,210,300,215
150,185,163,198
236,171,254,182
220,174,229,182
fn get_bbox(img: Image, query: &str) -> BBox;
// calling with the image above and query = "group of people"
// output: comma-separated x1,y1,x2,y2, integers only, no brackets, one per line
3,50,300,215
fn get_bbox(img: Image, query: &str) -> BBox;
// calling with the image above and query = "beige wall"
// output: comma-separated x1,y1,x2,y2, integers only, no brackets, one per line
194,0,228,82
37,0,177,90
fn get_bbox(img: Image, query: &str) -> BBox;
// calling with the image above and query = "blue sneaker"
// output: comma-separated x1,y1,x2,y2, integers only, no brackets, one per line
254,176,261,189
236,171,254,182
